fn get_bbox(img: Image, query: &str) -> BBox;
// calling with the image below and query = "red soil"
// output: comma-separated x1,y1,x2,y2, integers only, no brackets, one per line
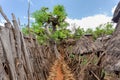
54,63,64,80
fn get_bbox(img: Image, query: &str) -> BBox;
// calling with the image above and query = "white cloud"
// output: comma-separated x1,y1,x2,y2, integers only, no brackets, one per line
112,5,117,14
65,14,112,30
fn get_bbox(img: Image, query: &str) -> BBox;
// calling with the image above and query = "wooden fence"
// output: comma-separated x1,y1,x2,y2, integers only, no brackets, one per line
0,6,56,80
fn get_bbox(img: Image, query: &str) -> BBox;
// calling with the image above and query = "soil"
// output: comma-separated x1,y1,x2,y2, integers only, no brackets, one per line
54,62,64,80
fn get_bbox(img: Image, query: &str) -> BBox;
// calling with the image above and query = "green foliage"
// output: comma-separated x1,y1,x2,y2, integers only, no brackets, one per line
32,7,50,27
104,23,114,35
22,5,71,44
53,5,67,22
73,22,114,39
22,27,29,35
74,27,85,38
53,5,68,29
93,22,114,39
31,23,49,44
22,4,115,44
32,5,68,28
85,28,93,34
51,29,72,41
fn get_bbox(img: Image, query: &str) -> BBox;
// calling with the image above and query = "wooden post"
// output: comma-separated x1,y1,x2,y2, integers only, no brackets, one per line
28,0,30,36
0,6,10,23
18,18,21,26
0,26,17,80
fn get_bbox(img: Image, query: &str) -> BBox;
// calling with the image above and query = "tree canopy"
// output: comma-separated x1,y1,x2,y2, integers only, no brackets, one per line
22,5,71,44
22,5,115,44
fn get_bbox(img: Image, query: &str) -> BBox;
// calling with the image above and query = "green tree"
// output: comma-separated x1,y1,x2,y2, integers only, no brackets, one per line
22,5,71,58
93,22,114,39
31,5,70,43
104,22,114,35
22,5,71,44
85,28,93,34
72,23,114,39
74,27,85,38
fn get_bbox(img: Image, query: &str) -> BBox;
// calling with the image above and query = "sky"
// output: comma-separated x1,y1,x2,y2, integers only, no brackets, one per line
0,0,119,30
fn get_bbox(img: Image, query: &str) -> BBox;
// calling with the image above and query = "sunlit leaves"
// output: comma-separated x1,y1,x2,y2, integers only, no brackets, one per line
23,5,70,44
32,7,50,27
93,23,114,39
73,23,114,39
53,5,67,22
74,27,85,38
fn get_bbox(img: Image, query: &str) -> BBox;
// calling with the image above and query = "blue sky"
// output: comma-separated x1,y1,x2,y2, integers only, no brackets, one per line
0,0,119,29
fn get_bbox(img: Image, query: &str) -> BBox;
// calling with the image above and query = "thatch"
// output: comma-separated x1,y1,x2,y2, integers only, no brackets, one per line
102,35,120,72
104,3,120,73
61,39,76,46
63,36,99,79
94,35,112,53
102,20,120,73
73,36,98,55
94,40,103,53
102,1,120,72
112,1,120,23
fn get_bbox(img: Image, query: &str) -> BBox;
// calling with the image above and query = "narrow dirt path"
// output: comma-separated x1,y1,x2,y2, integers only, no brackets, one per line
47,58,75,80
47,47,75,80
47,59,64,80
54,60,64,80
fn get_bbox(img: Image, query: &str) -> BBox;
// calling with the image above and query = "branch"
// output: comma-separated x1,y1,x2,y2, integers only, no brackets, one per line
18,18,21,26
90,70,101,80
0,6,10,23
11,13,16,20
44,23,51,36
96,51,106,66
80,53,95,73
27,1,30,36
11,13,19,29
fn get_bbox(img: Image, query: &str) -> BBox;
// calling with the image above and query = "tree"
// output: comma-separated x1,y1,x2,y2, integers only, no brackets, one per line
74,27,85,38
93,22,114,39
85,28,93,34
22,5,71,58
31,5,70,43
72,22,115,40
104,22,114,35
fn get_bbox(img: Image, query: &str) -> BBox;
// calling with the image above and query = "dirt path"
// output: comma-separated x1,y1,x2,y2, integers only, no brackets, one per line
47,47,75,80
47,59,63,80
47,58,75,80
54,61,64,80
